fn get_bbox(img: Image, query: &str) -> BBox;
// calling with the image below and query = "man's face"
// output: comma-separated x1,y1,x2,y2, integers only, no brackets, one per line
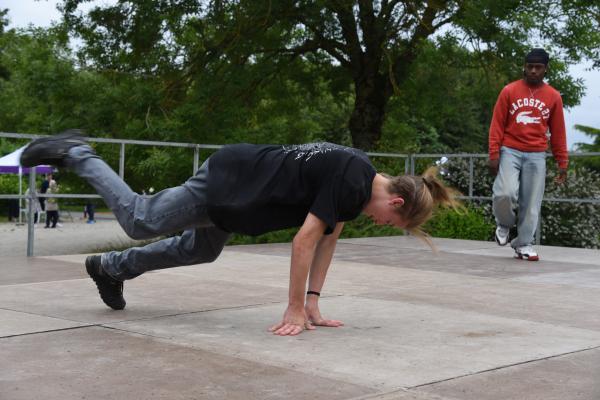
524,63,546,85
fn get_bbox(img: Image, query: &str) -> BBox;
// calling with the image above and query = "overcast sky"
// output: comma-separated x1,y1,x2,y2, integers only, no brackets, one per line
3,0,599,149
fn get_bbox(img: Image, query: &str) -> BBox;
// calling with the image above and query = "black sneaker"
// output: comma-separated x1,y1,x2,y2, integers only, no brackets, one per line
20,129,88,168
85,255,126,310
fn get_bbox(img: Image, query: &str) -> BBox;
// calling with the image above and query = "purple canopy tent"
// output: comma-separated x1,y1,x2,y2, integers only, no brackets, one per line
0,146,53,223
0,146,53,174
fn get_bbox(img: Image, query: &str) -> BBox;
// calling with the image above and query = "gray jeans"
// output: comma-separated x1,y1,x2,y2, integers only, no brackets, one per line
66,145,230,280
492,146,546,248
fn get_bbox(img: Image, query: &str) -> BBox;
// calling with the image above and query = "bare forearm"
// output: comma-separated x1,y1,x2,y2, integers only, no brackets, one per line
303,223,345,329
308,240,336,292
270,213,326,336
289,237,317,307
308,223,344,297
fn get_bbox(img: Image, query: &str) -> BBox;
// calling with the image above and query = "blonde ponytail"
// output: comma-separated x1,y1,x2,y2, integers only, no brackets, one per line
386,166,462,248
421,166,461,210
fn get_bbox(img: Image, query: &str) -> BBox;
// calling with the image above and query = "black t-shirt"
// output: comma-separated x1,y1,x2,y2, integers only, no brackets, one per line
207,143,376,236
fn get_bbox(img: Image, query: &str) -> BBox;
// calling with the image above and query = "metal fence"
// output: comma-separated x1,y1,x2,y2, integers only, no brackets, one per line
1,132,599,256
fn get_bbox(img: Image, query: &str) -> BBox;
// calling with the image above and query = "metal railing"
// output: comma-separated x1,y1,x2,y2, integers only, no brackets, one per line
1,132,599,255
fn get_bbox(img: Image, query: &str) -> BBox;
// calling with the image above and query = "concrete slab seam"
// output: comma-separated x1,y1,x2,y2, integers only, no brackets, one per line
407,343,600,389
0,277,94,288
101,298,335,326
93,324,174,341
346,292,600,333
0,306,90,323
347,387,463,400
0,323,95,339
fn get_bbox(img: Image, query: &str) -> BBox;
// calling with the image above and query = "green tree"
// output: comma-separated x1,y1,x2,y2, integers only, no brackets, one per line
0,24,350,193
0,26,81,133
381,38,504,153
574,124,600,151
573,124,600,172
60,0,599,149
0,8,10,80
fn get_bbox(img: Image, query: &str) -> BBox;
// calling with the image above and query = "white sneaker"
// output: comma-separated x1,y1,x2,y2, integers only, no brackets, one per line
515,245,539,261
495,226,510,246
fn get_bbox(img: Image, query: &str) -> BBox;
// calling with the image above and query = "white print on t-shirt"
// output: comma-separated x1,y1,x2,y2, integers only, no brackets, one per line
509,97,550,120
516,111,541,125
282,142,357,161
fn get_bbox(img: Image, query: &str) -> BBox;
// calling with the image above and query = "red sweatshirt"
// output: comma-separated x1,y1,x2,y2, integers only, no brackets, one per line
488,79,568,169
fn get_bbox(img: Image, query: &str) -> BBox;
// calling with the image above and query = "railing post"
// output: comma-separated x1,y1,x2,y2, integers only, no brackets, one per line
410,155,415,175
193,145,200,173
27,167,36,257
119,143,125,179
468,156,474,198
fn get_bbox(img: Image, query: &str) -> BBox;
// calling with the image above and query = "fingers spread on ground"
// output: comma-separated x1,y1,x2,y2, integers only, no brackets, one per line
274,323,303,336
268,322,284,332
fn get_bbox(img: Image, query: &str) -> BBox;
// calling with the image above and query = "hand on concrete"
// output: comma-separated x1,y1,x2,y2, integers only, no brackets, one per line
488,159,499,176
554,168,567,185
269,305,315,336
305,304,344,328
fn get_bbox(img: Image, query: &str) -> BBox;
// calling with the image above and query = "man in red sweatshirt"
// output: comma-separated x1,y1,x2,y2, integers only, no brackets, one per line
488,48,568,261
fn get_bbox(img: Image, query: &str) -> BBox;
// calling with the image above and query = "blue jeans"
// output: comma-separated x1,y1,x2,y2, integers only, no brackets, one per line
492,146,546,248
66,146,230,280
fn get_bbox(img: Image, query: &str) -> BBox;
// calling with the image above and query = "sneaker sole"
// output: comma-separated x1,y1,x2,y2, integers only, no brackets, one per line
514,253,539,261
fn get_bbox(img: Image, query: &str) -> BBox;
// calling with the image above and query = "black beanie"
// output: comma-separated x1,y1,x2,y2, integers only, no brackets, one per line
525,48,549,65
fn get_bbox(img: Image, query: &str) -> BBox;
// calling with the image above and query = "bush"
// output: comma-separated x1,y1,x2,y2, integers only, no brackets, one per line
425,204,494,241
0,174,22,218
340,214,405,239
227,205,492,246
442,156,600,248
541,167,600,248
0,174,20,194
228,227,298,245
227,214,405,246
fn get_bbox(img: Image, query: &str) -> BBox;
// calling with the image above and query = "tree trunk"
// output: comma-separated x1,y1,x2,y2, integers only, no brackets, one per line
349,73,390,150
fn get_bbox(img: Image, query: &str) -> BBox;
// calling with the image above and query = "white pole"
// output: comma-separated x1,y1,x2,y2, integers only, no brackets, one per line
27,167,36,256
18,166,22,224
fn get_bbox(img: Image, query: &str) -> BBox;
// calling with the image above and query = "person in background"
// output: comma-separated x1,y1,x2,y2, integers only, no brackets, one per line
488,48,568,261
39,173,52,212
45,179,59,228
85,200,96,224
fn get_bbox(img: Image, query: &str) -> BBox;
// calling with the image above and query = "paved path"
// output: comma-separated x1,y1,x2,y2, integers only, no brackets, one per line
0,216,147,257
1,236,600,399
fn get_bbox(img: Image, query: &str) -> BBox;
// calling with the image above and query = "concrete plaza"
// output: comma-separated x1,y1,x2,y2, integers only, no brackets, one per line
1,233,600,399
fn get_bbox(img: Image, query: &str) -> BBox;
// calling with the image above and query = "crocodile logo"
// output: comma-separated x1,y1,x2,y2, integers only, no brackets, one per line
516,111,541,125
